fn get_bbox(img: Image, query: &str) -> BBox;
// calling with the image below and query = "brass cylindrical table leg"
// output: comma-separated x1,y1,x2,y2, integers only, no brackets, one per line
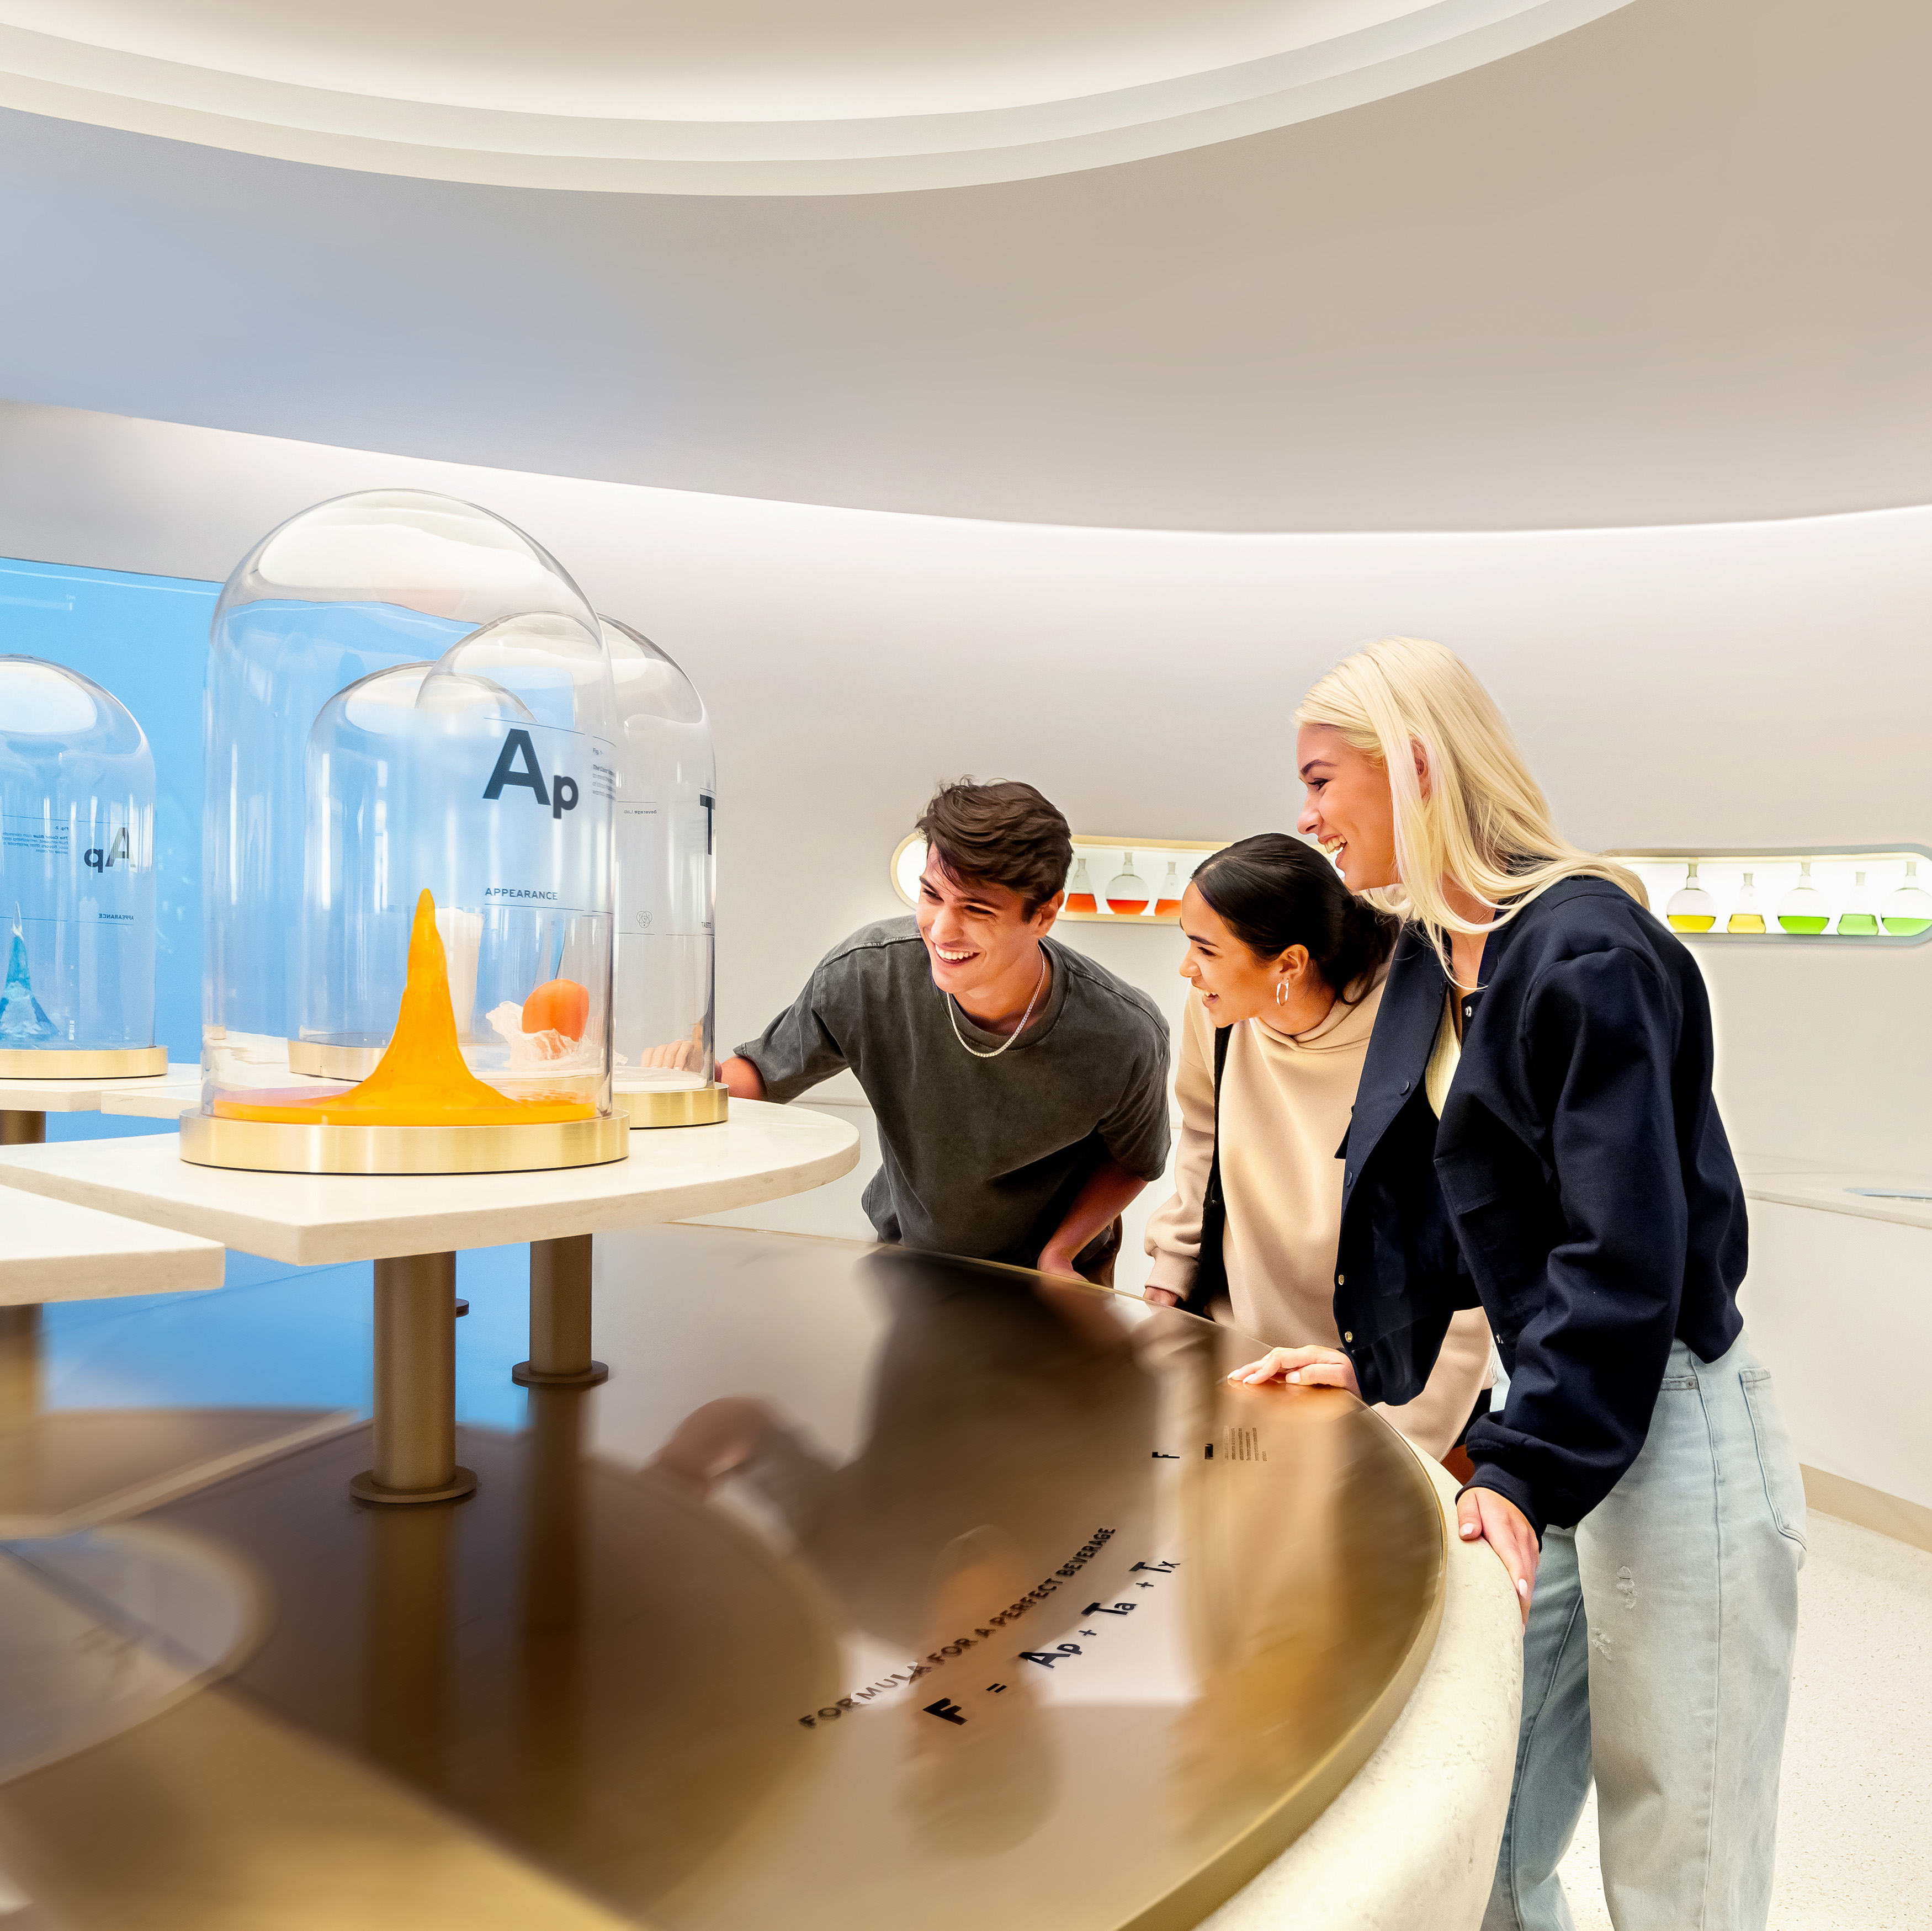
1,1112,47,1450
513,1234,607,1387
0,1306,42,1427
351,1252,477,1506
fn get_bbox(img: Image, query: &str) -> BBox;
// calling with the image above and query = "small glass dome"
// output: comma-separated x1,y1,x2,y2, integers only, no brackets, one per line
195,490,625,1169
0,657,161,1071
603,619,719,1105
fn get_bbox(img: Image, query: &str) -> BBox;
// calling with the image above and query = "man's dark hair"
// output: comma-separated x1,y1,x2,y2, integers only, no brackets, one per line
916,780,1073,919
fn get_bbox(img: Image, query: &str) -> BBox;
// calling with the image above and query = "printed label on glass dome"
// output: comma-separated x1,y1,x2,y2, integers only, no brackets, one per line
463,723,615,913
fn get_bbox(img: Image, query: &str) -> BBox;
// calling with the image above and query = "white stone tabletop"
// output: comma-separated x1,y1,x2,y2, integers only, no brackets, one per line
0,1065,201,1114
0,1100,860,1267
0,1189,225,1304
1741,1164,1932,1232
97,1076,204,1120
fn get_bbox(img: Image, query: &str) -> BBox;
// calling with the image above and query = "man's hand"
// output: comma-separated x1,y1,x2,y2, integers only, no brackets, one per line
1036,1242,1082,1281
1226,1344,1361,1398
1456,1485,1540,1625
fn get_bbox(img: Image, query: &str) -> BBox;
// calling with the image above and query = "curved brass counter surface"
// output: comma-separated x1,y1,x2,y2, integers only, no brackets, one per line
0,1226,1446,1930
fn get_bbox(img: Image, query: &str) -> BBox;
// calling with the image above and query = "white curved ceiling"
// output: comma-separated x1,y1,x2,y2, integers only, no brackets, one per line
0,0,1633,192
0,0,1926,532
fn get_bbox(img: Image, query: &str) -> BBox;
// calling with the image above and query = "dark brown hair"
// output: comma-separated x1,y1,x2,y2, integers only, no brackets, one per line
916,780,1073,919
1192,833,1396,1002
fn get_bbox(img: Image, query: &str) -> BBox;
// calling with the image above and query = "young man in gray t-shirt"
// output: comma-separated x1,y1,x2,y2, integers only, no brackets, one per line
721,781,1170,1280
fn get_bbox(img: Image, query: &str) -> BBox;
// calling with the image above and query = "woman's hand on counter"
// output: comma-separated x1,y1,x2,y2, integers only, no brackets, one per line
1456,1486,1540,1626
1226,1344,1362,1399
1143,1286,1181,1308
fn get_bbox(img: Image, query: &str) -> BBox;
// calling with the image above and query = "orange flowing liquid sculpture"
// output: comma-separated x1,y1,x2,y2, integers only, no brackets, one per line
215,891,596,1126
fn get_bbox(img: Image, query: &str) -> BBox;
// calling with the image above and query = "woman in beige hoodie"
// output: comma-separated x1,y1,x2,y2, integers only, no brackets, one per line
1145,834,1490,1461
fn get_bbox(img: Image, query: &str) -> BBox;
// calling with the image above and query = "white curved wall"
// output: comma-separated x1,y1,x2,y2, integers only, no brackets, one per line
3,396,1929,1189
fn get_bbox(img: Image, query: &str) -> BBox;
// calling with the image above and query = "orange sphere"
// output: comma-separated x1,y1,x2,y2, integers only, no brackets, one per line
522,977,590,1041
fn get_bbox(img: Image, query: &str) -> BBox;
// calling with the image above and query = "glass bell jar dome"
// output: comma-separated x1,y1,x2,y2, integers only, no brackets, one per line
191,490,628,1173
0,657,164,1076
603,618,724,1126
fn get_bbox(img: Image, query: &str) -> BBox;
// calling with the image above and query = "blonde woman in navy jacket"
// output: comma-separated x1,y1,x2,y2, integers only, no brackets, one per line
1232,637,1804,1931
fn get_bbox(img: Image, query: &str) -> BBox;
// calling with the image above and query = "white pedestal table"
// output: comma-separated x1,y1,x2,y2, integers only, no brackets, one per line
0,1100,859,1507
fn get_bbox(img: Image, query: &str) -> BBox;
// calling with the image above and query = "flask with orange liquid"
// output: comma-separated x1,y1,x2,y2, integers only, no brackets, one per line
1064,857,1097,915
1155,861,1183,917
1106,853,1149,916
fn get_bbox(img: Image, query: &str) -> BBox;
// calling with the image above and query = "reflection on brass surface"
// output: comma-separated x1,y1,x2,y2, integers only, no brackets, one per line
0,1230,1443,1931
0,1109,45,1146
0,1045,168,1078
178,1108,631,1174
0,1408,358,1538
617,1082,730,1128
287,1037,385,1080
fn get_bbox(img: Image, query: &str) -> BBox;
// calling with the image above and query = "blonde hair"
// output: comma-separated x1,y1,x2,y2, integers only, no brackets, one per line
1295,637,1644,972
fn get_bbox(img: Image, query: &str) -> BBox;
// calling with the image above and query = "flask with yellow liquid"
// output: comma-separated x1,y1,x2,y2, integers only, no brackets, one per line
1666,863,1717,933
1727,874,1766,934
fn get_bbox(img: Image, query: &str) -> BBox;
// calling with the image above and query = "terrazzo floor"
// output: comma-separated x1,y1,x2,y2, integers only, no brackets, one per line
1553,1511,1932,1931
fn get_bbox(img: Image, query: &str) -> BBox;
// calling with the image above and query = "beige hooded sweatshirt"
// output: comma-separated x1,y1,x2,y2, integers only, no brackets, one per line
1145,981,1493,1461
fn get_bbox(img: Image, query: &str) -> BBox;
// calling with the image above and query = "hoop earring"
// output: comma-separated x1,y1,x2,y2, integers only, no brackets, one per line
1275,981,1289,1006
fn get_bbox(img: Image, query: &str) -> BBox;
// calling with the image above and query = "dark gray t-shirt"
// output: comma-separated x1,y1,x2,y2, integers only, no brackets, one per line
737,917,1171,1266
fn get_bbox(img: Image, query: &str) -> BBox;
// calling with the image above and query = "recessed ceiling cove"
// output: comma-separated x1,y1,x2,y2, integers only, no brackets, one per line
0,0,1635,193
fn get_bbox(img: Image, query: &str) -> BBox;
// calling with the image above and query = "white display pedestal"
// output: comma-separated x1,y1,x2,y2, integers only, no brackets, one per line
0,1189,349,1536
0,1102,859,1507
0,1063,200,1138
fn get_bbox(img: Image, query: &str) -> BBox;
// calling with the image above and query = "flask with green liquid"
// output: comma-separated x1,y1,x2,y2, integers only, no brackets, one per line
1727,874,1766,934
1837,872,1879,937
1882,861,1932,937
1666,863,1717,933
1777,862,1829,934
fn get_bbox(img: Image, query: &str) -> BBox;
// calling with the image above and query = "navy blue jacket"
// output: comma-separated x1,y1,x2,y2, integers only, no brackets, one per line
1335,877,1748,1536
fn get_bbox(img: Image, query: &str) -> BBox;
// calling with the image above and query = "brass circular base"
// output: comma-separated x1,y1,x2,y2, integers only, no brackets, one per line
613,1082,730,1128
0,1045,168,1079
179,1109,631,1175
511,1359,609,1388
287,1037,385,1080
348,1465,478,1507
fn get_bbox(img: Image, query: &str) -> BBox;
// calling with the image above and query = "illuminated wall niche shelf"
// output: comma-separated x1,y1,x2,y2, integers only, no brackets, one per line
891,832,1228,925
1615,848,1932,946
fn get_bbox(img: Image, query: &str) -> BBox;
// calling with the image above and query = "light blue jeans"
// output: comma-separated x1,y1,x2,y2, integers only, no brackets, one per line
1483,1331,1806,1931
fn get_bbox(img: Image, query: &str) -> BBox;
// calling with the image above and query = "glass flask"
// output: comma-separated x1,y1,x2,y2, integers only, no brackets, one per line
603,617,724,1123
0,657,163,1074
193,490,625,1172
1155,861,1183,918
1106,853,1149,916
1064,857,1097,916
1726,874,1765,934
1665,863,1717,933
1777,862,1829,935
1882,860,1932,937
1837,871,1879,937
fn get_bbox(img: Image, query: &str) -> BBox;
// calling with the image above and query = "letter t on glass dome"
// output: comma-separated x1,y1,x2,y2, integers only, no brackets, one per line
189,489,629,1173
604,617,726,1126
0,657,164,1076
